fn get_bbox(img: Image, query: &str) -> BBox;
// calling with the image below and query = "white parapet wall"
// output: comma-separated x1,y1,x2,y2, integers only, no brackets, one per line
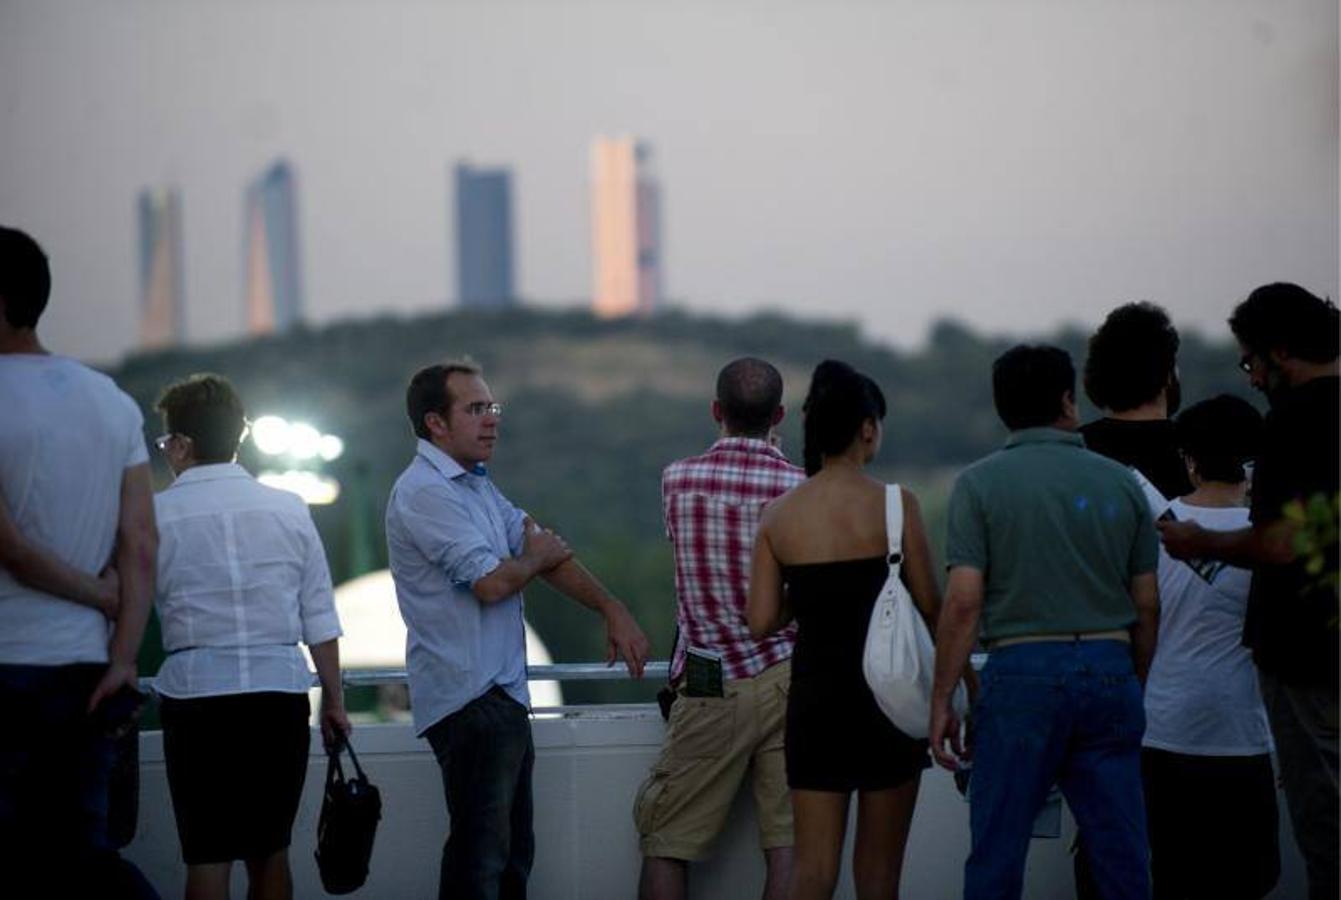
124,706,1305,900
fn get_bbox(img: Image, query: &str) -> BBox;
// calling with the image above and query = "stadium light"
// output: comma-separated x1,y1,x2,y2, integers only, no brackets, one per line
250,415,343,462
257,470,341,505
248,415,346,505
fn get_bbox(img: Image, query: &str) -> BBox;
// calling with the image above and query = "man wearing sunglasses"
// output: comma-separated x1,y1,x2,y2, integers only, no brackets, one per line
0,226,159,897
387,358,651,899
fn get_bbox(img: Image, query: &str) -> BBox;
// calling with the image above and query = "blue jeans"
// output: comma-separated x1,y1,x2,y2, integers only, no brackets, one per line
426,685,535,900
965,641,1149,900
0,663,159,899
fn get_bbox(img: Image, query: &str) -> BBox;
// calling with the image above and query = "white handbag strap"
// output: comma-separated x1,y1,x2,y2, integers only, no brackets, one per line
885,484,904,576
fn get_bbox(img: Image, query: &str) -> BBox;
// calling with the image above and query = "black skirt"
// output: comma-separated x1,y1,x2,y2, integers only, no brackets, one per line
782,557,931,792
160,691,312,865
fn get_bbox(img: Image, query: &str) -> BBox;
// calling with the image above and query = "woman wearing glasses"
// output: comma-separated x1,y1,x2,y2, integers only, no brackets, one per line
151,374,348,900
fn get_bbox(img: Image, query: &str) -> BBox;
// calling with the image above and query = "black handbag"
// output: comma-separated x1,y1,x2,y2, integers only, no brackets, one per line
97,685,147,849
315,737,382,895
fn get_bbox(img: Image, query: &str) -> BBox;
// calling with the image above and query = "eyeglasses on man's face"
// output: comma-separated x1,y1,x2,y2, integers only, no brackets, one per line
459,401,503,418
154,433,189,452
153,419,249,452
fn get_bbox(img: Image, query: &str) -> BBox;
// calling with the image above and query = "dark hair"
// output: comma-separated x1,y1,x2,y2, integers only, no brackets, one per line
1229,283,1339,364
992,344,1076,431
1174,394,1263,485
1083,302,1180,413
0,226,52,329
155,374,247,464
801,360,886,476
716,357,783,436
406,358,482,440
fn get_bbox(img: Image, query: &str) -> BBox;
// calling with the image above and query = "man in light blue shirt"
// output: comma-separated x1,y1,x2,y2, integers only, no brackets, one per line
386,358,651,900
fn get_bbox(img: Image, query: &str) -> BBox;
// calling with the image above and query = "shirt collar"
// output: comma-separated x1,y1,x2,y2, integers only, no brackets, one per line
1004,427,1085,449
169,461,253,487
707,436,789,461
415,438,487,481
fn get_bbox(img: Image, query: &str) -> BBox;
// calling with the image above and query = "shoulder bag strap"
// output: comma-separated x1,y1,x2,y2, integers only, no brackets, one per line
885,483,904,578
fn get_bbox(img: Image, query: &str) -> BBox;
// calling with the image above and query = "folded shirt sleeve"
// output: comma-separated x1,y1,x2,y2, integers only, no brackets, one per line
400,481,505,590
296,504,343,645
499,489,527,558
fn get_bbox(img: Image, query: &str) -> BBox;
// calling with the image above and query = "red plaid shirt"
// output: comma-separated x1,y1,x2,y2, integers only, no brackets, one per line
663,437,805,681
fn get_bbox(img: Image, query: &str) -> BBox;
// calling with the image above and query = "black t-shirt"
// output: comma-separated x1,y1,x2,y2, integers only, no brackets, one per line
1243,376,1340,690
1080,418,1193,501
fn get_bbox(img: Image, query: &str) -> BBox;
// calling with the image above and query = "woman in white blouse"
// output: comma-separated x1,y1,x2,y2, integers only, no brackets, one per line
151,374,348,900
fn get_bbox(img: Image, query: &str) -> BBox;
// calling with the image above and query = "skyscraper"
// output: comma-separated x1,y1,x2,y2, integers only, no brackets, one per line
591,136,661,318
454,162,516,309
137,187,185,349
243,160,304,336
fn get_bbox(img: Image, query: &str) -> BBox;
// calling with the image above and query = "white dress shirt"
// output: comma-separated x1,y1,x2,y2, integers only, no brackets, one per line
153,463,342,698
0,354,148,665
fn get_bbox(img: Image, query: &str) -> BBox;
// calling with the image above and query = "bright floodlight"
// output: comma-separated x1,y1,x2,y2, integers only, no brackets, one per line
251,415,292,456
257,470,341,505
318,434,345,462
287,423,322,460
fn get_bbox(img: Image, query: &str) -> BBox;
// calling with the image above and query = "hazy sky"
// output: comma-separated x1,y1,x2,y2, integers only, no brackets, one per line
2,0,1336,363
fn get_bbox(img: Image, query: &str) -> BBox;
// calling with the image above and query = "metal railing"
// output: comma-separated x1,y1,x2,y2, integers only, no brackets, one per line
142,656,986,693
340,661,671,688
139,661,671,694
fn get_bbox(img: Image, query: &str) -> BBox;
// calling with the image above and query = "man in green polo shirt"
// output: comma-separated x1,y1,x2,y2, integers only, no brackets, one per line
930,344,1160,900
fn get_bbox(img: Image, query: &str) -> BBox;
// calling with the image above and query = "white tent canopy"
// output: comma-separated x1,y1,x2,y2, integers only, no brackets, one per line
331,568,563,708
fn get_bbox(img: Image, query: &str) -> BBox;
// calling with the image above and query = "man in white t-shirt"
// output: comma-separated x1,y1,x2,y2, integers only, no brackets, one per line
0,226,159,897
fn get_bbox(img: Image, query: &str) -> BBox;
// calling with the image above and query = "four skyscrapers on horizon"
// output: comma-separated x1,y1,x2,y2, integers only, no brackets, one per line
138,138,664,349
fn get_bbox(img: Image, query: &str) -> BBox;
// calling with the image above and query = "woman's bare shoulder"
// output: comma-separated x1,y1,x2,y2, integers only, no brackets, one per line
760,478,812,527
897,484,922,515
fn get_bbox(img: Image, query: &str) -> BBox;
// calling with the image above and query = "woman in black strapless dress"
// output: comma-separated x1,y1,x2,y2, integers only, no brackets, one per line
747,360,944,900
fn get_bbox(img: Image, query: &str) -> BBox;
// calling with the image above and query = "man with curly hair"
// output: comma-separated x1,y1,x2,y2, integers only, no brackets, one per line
1080,301,1191,501
1072,301,1189,898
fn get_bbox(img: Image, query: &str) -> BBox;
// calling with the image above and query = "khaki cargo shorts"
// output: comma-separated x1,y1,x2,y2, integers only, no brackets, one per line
633,657,793,860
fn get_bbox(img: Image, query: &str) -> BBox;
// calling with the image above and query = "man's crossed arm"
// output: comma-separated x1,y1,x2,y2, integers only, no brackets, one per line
472,517,650,678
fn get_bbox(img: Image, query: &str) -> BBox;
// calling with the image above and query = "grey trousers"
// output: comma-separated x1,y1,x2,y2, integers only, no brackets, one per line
1259,673,1339,900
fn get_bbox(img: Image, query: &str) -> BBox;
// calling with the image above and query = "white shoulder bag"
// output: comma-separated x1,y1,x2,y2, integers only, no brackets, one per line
862,484,968,738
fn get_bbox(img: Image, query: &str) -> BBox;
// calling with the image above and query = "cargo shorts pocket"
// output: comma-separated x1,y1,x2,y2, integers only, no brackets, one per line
757,680,789,753
666,696,736,762
633,769,668,835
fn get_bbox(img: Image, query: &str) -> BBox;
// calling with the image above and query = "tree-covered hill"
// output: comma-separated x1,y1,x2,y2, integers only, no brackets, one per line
107,305,1251,699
